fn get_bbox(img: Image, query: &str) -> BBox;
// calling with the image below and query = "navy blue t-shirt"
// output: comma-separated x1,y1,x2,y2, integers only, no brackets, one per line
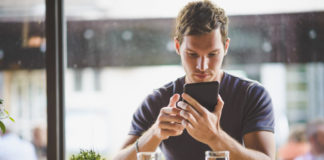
129,72,274,160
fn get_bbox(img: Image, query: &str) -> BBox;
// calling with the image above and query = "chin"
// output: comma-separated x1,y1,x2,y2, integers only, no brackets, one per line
191,77,213,83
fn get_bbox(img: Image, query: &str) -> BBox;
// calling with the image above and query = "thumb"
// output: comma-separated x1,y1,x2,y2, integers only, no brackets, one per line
168,94,180,108
213,95,224,117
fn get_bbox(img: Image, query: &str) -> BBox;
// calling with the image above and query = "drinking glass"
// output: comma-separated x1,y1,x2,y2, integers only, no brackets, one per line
205,151,230,160
137,152,161,160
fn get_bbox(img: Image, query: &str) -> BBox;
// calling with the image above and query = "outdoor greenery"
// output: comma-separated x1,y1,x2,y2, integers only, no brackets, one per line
70,149,106,160
0,99,15,134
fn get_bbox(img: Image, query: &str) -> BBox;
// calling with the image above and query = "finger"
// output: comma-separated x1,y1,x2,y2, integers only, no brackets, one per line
179,110,198,126
181,93,208,116
158,122,185,131
158,113,184,124
160,129,183,137
182,119,194,131
168,94,180,108
161,107,182,115
177,101,200,120
213,95,224,117
181,119,188,127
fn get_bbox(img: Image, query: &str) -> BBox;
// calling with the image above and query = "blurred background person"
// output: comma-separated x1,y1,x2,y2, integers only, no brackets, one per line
278,124,310,160
32,125,47,160
295,119,324,160
0,121,37,160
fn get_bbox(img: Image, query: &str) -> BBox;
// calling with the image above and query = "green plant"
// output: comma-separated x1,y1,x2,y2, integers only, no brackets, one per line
0,99,15,134
70,149,106,160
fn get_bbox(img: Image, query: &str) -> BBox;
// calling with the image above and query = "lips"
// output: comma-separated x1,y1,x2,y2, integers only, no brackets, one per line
194,73,209,79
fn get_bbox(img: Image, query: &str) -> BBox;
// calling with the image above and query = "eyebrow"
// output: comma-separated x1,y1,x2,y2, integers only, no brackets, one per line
184,48,221,53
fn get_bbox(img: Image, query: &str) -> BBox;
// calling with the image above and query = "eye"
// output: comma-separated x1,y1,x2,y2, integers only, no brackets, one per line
208,52,219,57
208,53,216,57
188,53,199,58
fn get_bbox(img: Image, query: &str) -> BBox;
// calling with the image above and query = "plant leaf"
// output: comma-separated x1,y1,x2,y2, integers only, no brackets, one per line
0,121,6,133
4,110,9,115
9,117,15,122
0,99,3,104
69,149,106,160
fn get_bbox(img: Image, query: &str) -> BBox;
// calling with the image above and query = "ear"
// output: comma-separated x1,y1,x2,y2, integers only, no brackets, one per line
174,37,181,55
224,38,230,56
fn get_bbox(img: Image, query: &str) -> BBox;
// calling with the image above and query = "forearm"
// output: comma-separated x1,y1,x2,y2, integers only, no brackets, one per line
208,131,272,160
113,127,162,160
114,95,184,160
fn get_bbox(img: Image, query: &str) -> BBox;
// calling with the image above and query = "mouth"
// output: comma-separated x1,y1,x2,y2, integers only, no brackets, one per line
194,73,209,79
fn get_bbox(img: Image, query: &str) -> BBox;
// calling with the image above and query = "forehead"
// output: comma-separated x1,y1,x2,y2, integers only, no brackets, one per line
181,29,223,51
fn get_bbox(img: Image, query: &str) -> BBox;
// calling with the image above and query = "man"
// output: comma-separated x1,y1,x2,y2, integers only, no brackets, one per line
113,1,275,159
295,119,324,160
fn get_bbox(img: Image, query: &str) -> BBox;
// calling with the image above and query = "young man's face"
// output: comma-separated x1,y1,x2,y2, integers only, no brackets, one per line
175,28,230,83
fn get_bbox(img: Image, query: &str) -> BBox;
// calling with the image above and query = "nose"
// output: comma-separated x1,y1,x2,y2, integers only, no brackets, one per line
196,56,208,71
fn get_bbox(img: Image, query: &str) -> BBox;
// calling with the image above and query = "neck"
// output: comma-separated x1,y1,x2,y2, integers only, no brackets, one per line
185,70,224,84
216,70,224,82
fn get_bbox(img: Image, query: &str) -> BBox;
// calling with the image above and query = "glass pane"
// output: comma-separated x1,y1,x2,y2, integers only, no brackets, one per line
0,0,47,160
65,0,324,159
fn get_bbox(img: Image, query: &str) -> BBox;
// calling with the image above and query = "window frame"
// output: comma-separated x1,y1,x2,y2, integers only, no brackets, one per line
45,0,66,159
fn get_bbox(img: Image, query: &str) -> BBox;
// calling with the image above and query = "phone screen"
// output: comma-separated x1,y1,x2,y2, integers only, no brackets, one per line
183,81,219,112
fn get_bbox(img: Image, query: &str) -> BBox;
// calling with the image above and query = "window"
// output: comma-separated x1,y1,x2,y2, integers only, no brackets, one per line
62,0,324,159
0,0,47,160
73,69,83,91
94,68,101,91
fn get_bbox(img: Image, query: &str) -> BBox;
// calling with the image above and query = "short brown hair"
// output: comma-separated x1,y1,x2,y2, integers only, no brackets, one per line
174,0,229,46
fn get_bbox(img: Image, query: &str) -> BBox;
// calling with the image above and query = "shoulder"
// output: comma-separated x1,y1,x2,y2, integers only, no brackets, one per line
227,72,262,87
224,72,268,95
234,75,271,105
139,76,184,113
146,76,184,103
150,81,174,99
129,77,185,134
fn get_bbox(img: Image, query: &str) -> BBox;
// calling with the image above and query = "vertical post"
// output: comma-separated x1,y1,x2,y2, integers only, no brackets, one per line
45,0,66,159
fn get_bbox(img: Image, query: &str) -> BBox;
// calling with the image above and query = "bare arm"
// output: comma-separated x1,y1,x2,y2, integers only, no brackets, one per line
113,94,185,160
112,135,139,160
112,129,162,160
179,93,275,160
208,130,275,160
244,131,276,159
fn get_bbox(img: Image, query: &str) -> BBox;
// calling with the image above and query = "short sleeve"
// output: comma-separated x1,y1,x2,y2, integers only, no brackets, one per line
128,90,170,136
242,83,275,136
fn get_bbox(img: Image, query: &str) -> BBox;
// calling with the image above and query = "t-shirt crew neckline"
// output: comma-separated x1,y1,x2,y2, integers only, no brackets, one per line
179,72,228,95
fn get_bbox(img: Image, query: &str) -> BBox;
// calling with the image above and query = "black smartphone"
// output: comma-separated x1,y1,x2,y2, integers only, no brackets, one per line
183,81,219,112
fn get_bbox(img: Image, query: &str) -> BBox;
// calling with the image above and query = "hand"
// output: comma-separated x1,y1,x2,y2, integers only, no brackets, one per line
177,93,224,145
152,94,185,140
